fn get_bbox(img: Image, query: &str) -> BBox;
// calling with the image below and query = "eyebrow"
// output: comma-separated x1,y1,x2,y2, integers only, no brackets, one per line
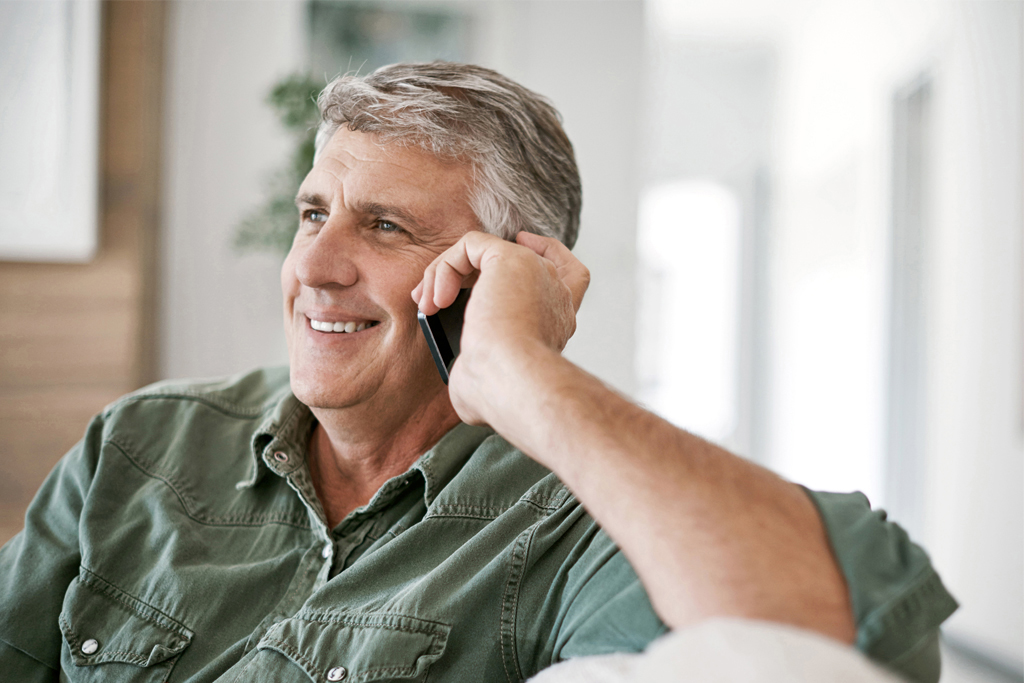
295,193,428,232
357,201,426,232
295,192,329,208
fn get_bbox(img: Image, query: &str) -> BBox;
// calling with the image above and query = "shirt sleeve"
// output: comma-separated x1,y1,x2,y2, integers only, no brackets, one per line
804,489,958,683
0,414,103,678
544,517,669,663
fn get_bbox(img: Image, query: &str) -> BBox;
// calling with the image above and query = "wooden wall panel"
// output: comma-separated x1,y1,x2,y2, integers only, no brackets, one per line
0,1,165,545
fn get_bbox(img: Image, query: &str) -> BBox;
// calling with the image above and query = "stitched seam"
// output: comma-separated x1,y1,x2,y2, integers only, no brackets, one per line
858,566,953,649
429,503,509,516
425,486,570,521
510,524,537,682
357,663,421,678
260,639,438,682
423,511,500,522
58,611,180,668
106,437,312,529
79,567,193,639
57,611,78,654
519,485,571,512
104,393,270,419
519,497,565,513
858,569,958,660
79,650,149,665
499,531,522,683
292,612,450,635
426,496,566,522
500,523,538,683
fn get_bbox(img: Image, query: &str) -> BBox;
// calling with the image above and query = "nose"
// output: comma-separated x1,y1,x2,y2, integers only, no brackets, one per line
293,223,359,289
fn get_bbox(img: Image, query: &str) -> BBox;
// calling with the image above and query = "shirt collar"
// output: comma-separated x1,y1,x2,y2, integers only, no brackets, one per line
412,422,494,507
237,387,494,508
236,389,314,490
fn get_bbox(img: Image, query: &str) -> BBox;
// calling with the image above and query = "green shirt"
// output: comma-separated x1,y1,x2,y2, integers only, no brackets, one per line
0,367,957,683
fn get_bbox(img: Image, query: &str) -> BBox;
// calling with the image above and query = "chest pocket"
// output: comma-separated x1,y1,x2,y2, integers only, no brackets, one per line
258,612,450,682
58,571,193,682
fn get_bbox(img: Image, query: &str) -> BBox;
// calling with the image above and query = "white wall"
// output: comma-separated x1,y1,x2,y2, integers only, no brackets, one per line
160,1,304,380
766,0,1022,669
924,2,1023,667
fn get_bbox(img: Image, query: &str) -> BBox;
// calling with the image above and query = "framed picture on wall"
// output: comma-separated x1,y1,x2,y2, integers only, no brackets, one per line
0,0,101,262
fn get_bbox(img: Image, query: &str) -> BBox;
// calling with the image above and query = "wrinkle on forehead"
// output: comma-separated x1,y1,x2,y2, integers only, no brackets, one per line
300,127,476,233
317,129,457,178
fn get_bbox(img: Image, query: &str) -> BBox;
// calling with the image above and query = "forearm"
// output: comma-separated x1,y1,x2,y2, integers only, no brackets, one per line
475,339,855,643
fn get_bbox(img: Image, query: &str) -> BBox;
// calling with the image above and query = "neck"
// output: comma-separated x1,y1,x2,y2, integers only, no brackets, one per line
307,391,461,528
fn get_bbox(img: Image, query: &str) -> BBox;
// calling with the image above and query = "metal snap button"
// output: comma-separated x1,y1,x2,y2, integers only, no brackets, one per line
81,639,99,655
326,665,347,681
273,451,289,463
321,543,332,559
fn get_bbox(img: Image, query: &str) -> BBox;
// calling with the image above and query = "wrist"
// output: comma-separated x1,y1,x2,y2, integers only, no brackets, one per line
455,335,565,450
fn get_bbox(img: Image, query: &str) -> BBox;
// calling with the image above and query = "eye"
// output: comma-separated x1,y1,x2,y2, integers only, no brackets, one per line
303,209,328,223
376,219,403,233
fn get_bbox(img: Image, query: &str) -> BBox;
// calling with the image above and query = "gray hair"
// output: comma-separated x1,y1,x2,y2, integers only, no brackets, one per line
315,61,581,249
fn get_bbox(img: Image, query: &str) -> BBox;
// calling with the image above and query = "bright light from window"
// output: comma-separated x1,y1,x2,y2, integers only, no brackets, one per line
636,180,741,443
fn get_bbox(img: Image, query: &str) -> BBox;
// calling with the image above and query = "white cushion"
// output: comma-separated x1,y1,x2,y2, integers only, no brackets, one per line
528,618,900,683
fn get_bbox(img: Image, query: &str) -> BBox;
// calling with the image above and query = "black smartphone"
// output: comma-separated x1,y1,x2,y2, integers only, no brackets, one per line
417,288,471,385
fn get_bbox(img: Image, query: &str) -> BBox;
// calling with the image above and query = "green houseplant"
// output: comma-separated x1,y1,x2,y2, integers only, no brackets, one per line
234,74,323,256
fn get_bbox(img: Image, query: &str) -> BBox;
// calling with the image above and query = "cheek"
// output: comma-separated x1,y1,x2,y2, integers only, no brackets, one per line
374,255,430,301
280,253,301,354
280,252,300,304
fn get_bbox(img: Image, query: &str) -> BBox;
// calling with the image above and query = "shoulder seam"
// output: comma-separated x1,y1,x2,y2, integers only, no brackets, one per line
102,392,277,420
104,436,312,529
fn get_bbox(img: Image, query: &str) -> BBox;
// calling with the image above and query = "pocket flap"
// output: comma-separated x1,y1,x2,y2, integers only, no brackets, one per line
59,571,193,669
259,612,450,682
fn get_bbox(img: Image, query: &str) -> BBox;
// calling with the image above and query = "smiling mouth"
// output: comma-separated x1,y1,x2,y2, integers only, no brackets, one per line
309,318,380,334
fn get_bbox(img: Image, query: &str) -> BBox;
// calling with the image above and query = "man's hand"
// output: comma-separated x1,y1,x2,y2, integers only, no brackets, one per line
412,231,589,425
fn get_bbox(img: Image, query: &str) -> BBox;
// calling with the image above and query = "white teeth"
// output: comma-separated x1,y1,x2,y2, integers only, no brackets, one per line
310,318,376,334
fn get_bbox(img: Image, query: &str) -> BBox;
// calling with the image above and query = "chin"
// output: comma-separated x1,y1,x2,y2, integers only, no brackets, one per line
287,364,437,412
288,366,361,410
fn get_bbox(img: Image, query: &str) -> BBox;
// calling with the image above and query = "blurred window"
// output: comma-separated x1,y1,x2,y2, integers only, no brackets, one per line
0,0,99,261
636,180,742,444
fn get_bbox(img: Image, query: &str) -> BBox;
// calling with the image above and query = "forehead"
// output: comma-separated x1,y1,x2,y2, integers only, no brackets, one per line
304,127,474,214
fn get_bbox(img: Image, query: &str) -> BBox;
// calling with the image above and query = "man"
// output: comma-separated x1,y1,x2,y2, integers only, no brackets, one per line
0,62,955,682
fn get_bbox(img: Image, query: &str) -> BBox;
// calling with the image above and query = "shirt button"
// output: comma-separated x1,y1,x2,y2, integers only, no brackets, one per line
327,666,347,681
272,451,289,463
81,639,99,655
321,543,332,559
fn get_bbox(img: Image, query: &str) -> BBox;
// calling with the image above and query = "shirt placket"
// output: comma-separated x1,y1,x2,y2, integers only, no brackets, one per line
264,446,336,589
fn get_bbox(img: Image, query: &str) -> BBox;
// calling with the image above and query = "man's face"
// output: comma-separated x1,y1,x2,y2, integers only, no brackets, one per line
283,127,478,412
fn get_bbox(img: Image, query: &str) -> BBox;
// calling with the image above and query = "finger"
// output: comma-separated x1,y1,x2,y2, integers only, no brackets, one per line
417,243,467,315
417,232,503,314
433,259,468,311
514,232,590,312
